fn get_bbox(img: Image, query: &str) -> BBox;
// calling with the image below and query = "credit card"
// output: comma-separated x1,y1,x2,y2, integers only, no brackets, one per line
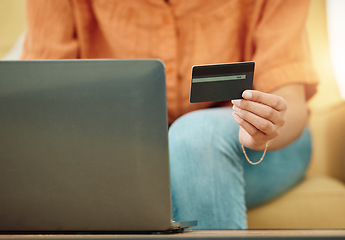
190,62,254,103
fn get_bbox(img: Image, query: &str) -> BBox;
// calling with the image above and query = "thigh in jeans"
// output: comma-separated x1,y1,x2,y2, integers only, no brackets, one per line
243,129,312,209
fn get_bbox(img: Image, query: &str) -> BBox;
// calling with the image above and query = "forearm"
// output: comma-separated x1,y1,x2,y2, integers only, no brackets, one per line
268,84,308,151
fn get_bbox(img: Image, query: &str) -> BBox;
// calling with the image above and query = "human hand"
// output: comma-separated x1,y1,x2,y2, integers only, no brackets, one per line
231,90,287,151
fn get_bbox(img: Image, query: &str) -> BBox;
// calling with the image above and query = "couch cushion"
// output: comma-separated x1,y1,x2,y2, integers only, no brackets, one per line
247,175,345,229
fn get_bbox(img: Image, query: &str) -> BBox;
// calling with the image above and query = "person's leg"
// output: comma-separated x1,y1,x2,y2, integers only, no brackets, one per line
169,107,246,229
243,128,312,209
168,107,312,229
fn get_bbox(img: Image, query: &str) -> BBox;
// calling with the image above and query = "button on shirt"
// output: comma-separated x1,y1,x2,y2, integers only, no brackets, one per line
22,0,318,123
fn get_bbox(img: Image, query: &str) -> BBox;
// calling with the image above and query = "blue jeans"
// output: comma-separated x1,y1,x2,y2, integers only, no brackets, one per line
169,107,311,229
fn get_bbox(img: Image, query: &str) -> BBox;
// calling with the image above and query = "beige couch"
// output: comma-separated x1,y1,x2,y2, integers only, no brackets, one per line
247,0,345,229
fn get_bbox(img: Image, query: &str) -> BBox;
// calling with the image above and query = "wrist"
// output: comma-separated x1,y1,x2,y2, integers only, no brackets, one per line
246,142,269,151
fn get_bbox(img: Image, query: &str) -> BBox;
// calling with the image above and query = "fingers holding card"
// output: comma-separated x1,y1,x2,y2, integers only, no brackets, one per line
231,90,288,150
189,61,286,151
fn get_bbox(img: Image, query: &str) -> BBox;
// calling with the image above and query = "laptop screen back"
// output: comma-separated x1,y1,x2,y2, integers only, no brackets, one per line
0,59,174,232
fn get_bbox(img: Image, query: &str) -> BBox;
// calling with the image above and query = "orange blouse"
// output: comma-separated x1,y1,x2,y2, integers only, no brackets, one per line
22,0,318,123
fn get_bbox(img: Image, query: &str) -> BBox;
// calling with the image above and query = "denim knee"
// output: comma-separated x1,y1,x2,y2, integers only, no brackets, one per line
168,108,247,229
169,108,240,158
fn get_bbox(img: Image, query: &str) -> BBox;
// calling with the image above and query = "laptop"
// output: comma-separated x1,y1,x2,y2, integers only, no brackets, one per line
0,59,197,233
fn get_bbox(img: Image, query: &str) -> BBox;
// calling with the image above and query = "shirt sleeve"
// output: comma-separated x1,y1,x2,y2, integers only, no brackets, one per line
21,0,78,59
245,0,318,100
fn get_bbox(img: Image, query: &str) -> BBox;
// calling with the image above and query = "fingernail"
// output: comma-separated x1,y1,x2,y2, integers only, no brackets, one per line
243,91,252,99
231,99,240,106
233,105,240,112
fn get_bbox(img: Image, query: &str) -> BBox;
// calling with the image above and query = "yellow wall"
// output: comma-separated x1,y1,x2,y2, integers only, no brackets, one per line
307,0,342,111
0,0,26,58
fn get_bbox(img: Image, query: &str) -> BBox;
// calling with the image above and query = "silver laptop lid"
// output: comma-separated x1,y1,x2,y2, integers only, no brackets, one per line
0,59,176,232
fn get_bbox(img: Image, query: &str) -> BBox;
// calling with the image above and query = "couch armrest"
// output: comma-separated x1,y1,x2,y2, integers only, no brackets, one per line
308,101,345,183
